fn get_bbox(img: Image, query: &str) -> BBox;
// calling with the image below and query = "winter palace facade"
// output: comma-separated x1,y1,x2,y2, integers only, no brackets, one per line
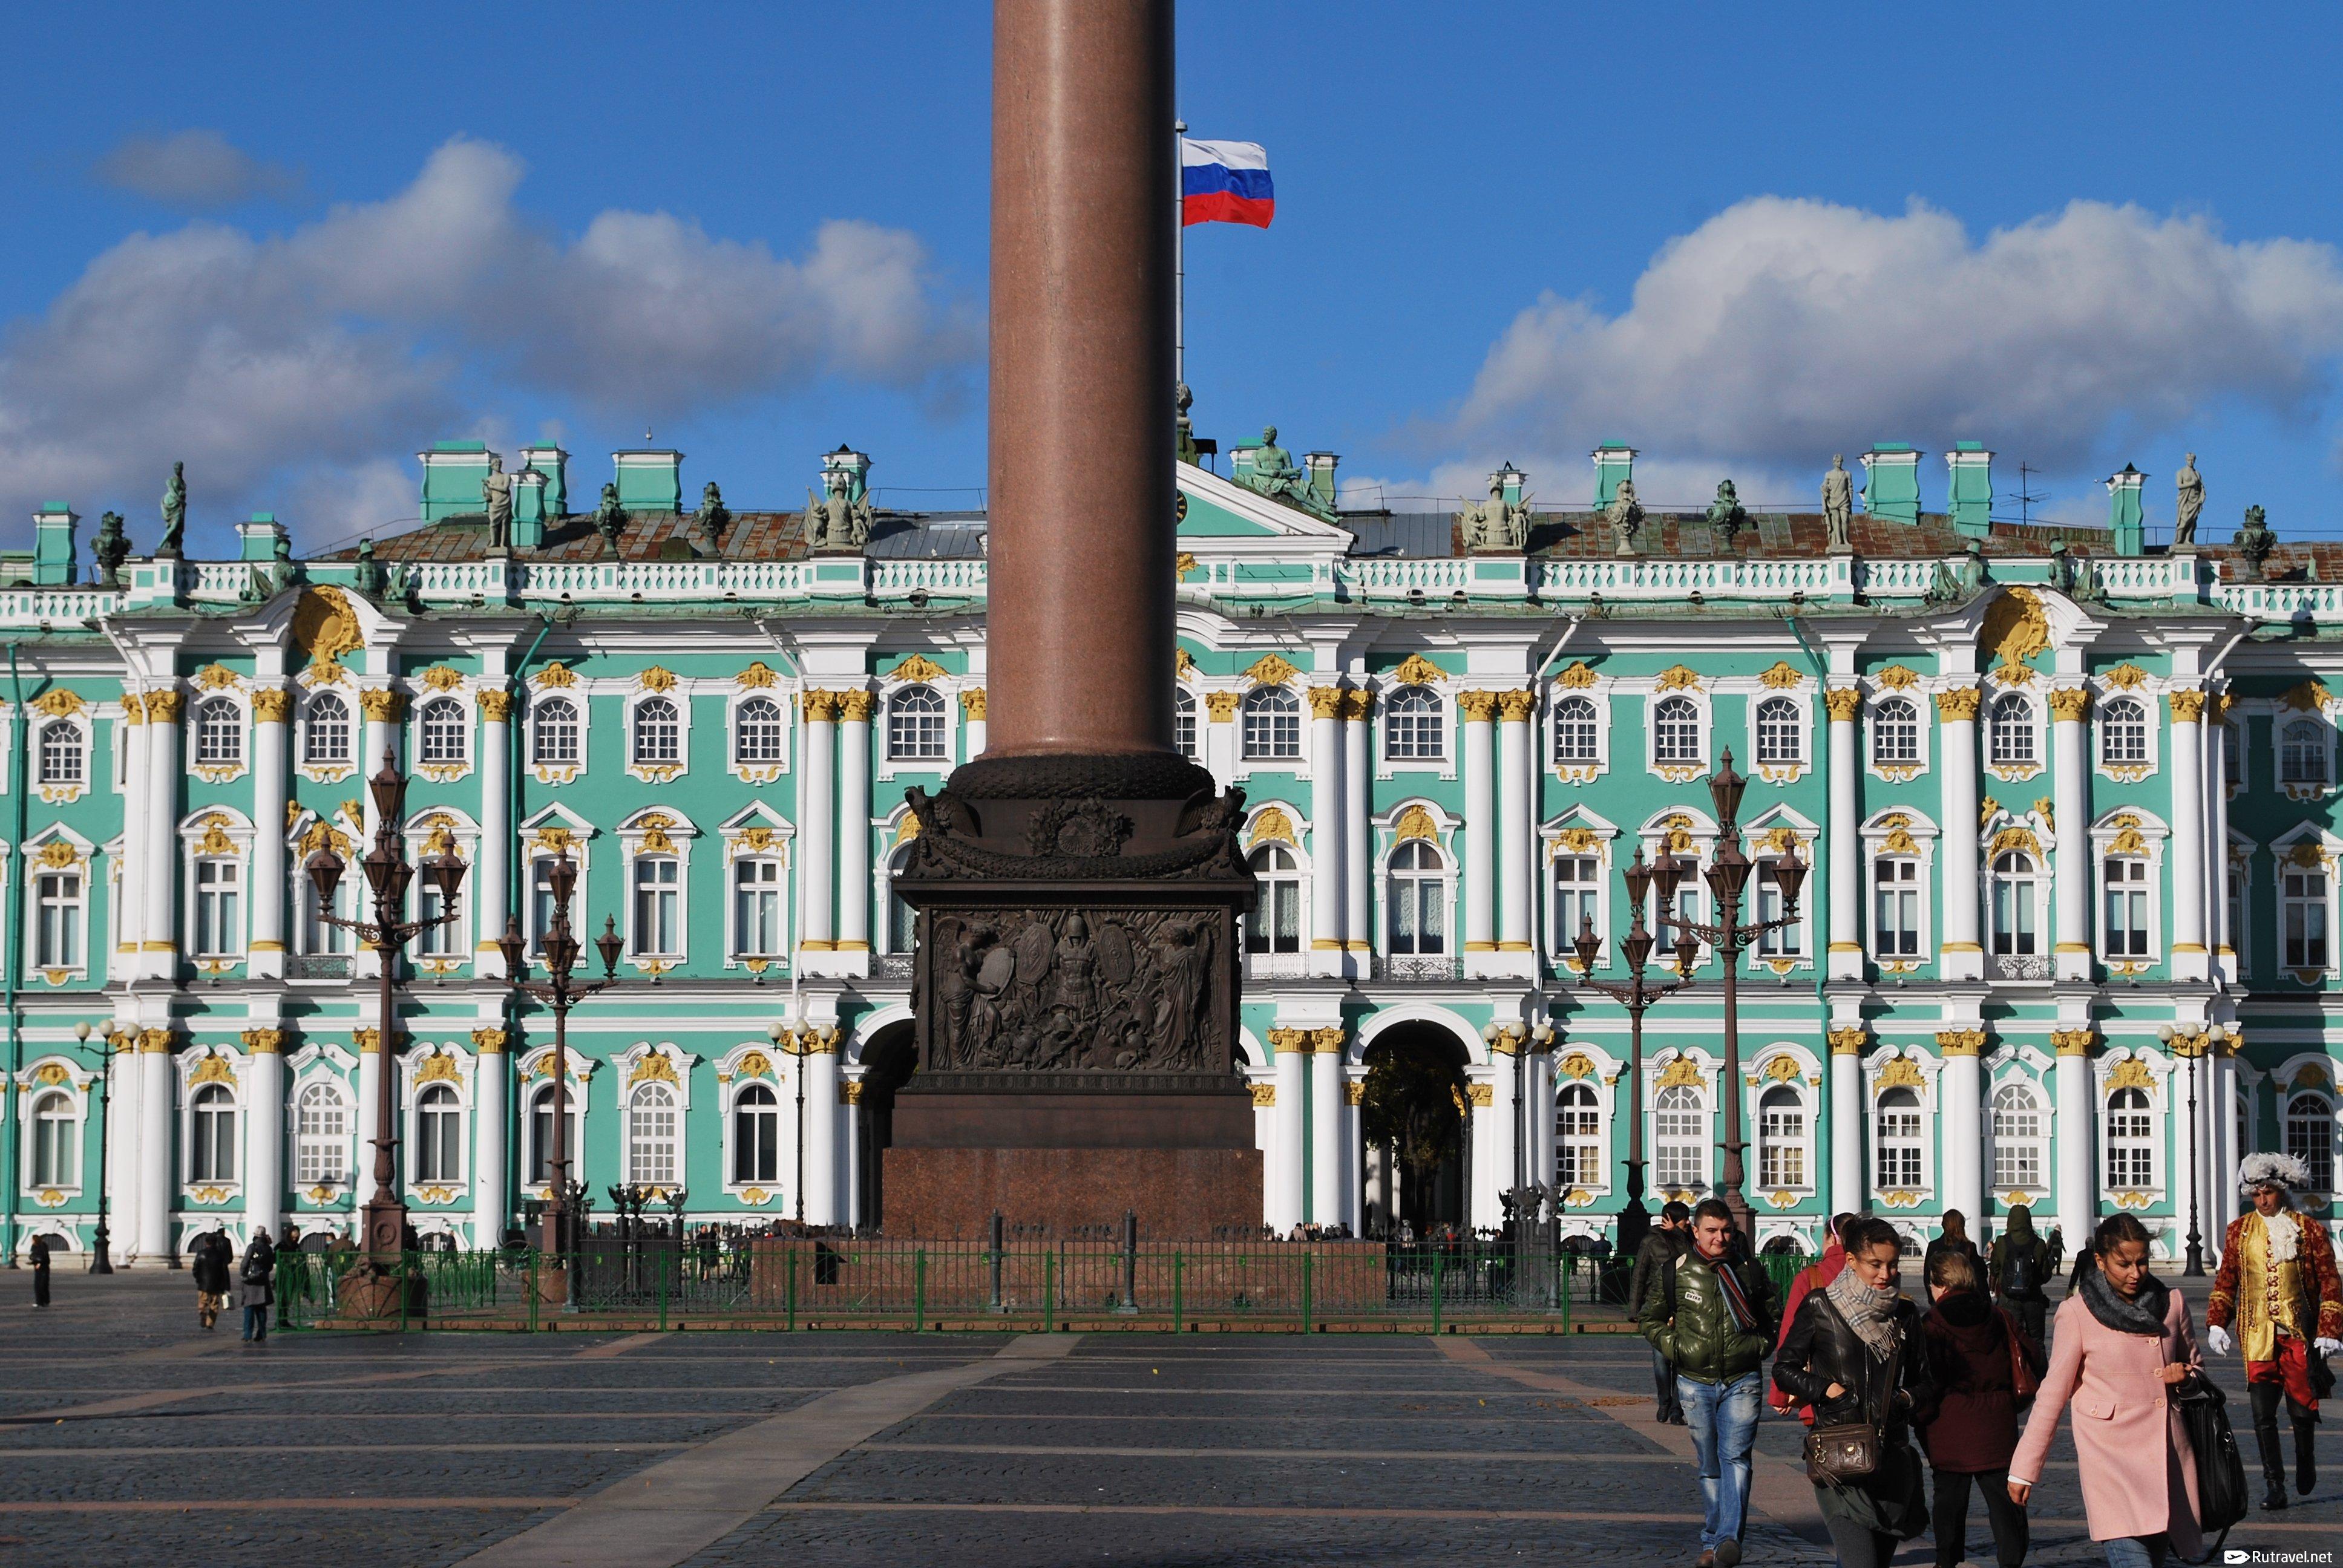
2,433,2339,1266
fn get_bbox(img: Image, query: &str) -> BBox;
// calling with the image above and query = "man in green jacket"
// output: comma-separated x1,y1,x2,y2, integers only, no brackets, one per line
1639,1198,1777,1568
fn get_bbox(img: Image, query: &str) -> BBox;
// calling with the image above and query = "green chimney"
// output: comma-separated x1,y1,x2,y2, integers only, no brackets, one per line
1860,444,1922,524
1945,443,1993,538
2105,463,2145,557
31,503,76,586
238,513,287,563
418,441,493,522
1305,451,1340,512
1590,443,1635,508
819,445,870,505
615,448,684,514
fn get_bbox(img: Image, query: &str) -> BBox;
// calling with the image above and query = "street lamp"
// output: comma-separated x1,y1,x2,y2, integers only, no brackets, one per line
1656,751,1806,1248
2163,1022,2222,1278
306,751,468,1276
79,1022,111,1275
1571,844,1699,1261
499,846,623,1310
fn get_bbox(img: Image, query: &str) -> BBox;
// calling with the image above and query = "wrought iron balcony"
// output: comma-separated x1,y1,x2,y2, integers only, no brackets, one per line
1372,953,1464,983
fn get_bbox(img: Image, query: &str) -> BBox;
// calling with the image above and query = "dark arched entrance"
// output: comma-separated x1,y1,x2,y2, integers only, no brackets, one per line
1358,1022,1471,1238
854,1021,917,1232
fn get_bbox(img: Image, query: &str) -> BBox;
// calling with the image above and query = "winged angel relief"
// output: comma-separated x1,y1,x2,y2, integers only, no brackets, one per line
928,909,1221,1074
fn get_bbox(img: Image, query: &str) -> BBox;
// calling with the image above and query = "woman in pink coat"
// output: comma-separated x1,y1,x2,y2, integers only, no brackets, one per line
2007,1214,2203,1566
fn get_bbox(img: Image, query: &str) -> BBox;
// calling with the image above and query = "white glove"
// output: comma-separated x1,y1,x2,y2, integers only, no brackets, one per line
2317,1337,2342,1357
2207,1325,2232,1356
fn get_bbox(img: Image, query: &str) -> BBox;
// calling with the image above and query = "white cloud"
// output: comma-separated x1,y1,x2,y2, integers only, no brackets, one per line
1451,197,2343,485
96,129,303,209
0,137,975,548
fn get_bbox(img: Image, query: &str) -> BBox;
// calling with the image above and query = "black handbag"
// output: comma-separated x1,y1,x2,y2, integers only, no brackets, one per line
2173,1372,2249,1555
1804,1419,1881,1484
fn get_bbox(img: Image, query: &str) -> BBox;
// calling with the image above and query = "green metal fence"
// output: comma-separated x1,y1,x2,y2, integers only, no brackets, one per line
275,1241,1810,1333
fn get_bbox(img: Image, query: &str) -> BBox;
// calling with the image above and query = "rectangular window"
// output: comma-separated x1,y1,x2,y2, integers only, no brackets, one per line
306,877,352,955
1758,1106,1806,1188
634,857,680,956
529,857,582,956
735,858,783,958
2103,857,2151,958
2285,867,2329,971
1872,857,1921,959
1875,1106,1923,1189
193,860,241,957
1552,854,1600,959
34,871,80,969
416,882,459,958
1757,863,1804,957
2227,864,2246,969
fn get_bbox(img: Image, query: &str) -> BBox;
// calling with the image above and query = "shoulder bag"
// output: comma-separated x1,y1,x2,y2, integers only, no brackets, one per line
1802,1295,1883,1485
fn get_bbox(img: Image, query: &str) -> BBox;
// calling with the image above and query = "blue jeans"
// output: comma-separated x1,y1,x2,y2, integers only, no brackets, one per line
241,1305,267,1341
2101,1537,2169,1568
1677,1369,1761,1549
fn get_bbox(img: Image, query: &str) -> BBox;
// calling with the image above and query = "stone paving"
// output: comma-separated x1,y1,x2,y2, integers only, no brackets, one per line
2,1270,2338,1566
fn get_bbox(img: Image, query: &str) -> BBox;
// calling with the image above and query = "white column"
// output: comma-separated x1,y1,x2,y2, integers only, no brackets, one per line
473,1030,508,1245
1937,689,1983,980
1529,1042,1557,1192
242,1033,285,1240
116,702,149,964
1341,693,1370,973
1309,1031,1343,1223
2054,1033,2096,1242
1462,693,1496,970
247,690,290,979
476,692,513,976
107,1033,140,1262
2051,688,2092,981
2169,691,2208,981
2212,702,2236,981
1497,691,1534,969
804,1034,840,1225
960,688,988,763
1939,1034,1984,1227
800,693,838,953
1471,1064,1510,1231
135,1033,174,1263
2209,1044,2238,1258
1830,1033,1864,1221
1306,689,1345,976
842,1079,863,1230
836,691,874,965
1343,1073,1365,1236
1205,693,1236,783
1271,1032,1305,1232
1826,689,1862,980
143,690,183,981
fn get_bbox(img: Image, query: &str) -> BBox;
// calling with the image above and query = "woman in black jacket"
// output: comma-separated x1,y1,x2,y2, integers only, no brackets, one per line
1773,1216,1937,1568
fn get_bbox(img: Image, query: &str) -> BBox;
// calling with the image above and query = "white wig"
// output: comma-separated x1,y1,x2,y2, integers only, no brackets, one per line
2239,1151,2313,1198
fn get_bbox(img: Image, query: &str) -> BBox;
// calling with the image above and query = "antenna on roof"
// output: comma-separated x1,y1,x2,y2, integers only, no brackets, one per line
644,427,654,443
2013,463,2048,527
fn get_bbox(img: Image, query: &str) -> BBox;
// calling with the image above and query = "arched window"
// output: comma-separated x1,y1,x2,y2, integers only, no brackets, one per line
2284,860,2329,970
1990,1082,2044,1191
2103,854,2151,957
1242,687,1301,760
37,720,82,786
195,697,243,766
304,693,352,766
633,855,681,956
1385,840,1448,954
1245,844,1301,954
1870,697,1919,766
888,686,949,761
2105,1086,2155,1190
532,696,580,766
1872,855,1921,959
1383,686,1443,760
192,854,242,958
1652,696,1702,765
2099,697,2148,767
28,1089,75,1187
883,843,915,954
1653,1082,1705,1193
733,697,785,765
1757,1085,1805,1189
1989,851,2041,958
2282,720,2328,787
1754,697,1802,765
733,854,784,959
1875,1086,1923,1190
418,697,468,765
1556,1083,1602,1187
1553,694,1599,764
628,1082,679,1184
189,1084,237,1183
415,1083,463,1183
34,863,82,969
526,1082,583,1187
632,696,681,766
1173,690,1198,760
1988,695,2035,768
2286,1093,2336,1195
733,1083,779,1184
294,1083,347,1184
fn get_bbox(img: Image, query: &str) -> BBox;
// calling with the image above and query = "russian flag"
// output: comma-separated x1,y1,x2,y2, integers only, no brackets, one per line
1181,139,1273,228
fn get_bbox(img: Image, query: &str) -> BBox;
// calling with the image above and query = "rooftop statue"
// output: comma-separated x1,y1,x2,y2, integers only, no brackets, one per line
482,452,513,551
805,465,873,552
2236,503,2275,577
158,461,187,558
353,537,384,596
1605,477,1644,556
594,482,626,555
1458,471,1532,554
1822,454,1854,552
1175,381,1199,466
693,481,732,555
92,512,129,589
1958,538,1988,597
1238,425,1309,506
2048,539,2076,595
2174,452,2203,547
1706,478,1748,539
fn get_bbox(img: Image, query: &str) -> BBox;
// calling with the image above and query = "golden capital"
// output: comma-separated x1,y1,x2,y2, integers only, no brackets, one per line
1340,687,1375,722
471,1028,509,1054
121,692,146,725
251,688,292,724
1934,687,1981,722
1204,691,1241,722
839,690,877,724
2168,688,2206,724
239,1028,286,1054
1267,1027,1308,1055
1935,1029,1987,1057
1827,1027,1868,1056
359,689,407,723
1458,690,1499,723
2051,1028,2097,1056
1824,688,1863,723
841,1080,865,1105
353,1027,384,1054
2048,687,2092,722
1308,686,1346,720
1310,1025,1348,1054
1250,1083,1276,1108
958,688,987,720
477,690,514,723
2209,691,2235,725
1496,690,1536,724
145,690,185,724
802,690,842,723
137,1028,178,1054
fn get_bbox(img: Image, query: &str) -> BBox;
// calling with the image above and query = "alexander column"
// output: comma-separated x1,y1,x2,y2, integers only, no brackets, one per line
889,0,1260,1239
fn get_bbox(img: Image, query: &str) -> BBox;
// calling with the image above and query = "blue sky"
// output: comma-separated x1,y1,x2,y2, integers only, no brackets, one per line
5,2,2343,557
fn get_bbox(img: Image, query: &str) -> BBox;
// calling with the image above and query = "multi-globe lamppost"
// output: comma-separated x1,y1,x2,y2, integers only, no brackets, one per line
497,847,624,1310
2159,1021,2227,1278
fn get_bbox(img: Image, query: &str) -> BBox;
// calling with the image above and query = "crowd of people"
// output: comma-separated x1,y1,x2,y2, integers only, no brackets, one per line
1635,1159,2343,1568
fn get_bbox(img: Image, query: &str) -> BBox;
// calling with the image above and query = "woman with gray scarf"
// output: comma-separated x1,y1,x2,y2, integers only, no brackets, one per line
1773,1216,1936,1568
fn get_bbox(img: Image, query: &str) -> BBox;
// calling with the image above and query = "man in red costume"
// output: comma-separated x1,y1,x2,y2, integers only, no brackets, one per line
2208,1152,2343,1510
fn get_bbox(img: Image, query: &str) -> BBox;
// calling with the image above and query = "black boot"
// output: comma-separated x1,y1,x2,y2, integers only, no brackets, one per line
2253,1383,2289,1510
2296,1416,2318,1496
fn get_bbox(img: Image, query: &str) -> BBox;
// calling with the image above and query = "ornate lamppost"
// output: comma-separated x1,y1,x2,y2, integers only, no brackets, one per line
1656,751,1806,1247
77,1022,111,1275
497,847,624,1310
2163,1022,2225,1278
1570,846,1700,1262
306,753,468,1279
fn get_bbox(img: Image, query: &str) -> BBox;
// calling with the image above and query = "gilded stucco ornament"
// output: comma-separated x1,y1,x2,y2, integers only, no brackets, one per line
1935,687,1982,722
